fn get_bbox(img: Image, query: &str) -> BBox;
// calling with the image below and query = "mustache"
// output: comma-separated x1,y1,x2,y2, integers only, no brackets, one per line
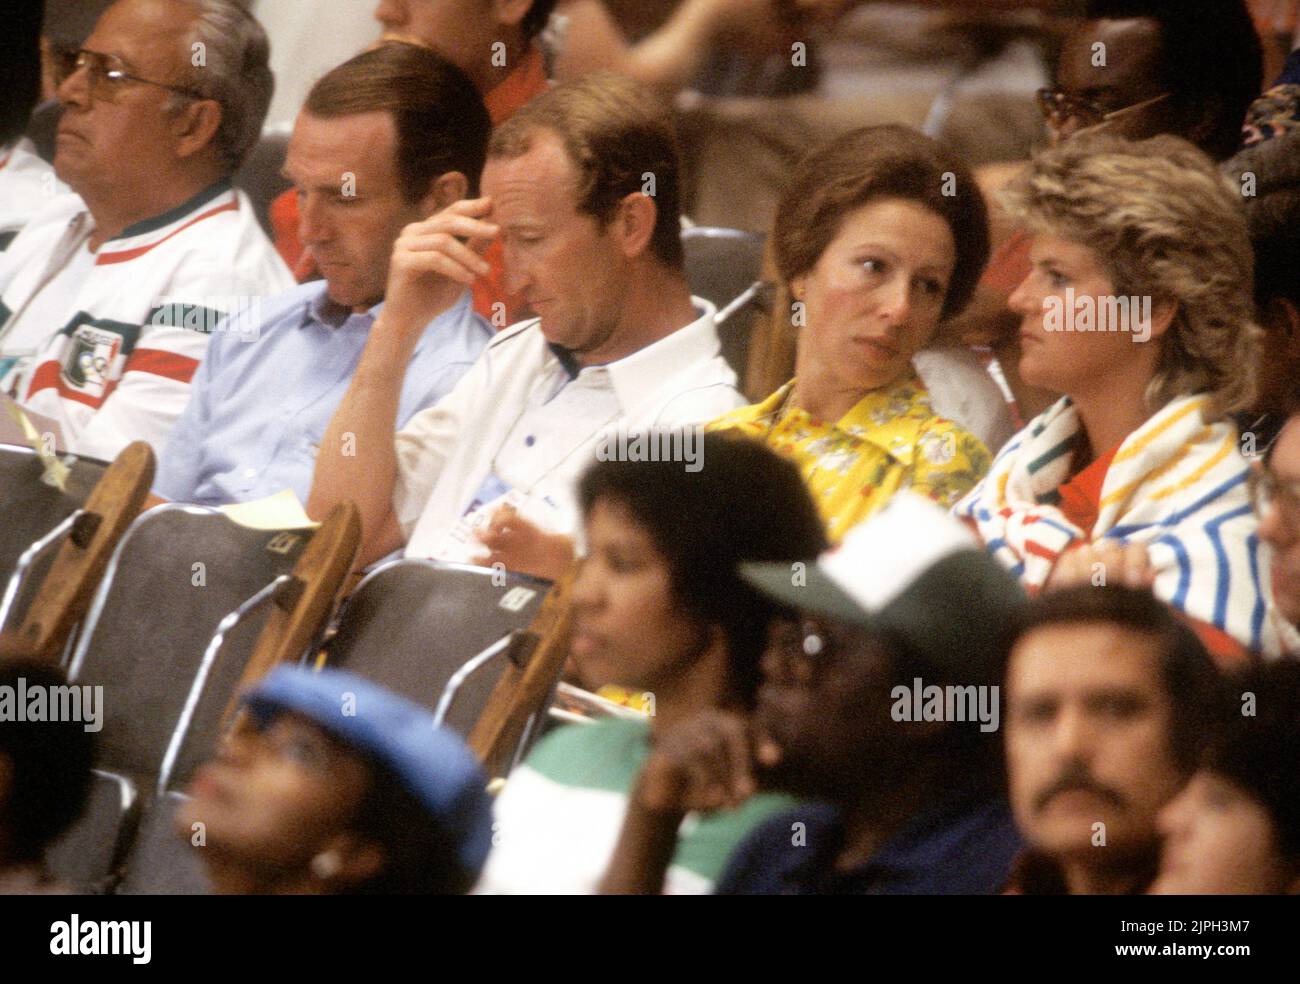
1033,765,1126,814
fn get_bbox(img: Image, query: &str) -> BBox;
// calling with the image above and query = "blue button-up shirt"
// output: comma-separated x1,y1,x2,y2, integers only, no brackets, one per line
153,281,491,506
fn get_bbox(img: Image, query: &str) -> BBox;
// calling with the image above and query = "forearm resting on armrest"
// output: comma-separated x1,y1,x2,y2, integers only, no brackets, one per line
307,328,414,564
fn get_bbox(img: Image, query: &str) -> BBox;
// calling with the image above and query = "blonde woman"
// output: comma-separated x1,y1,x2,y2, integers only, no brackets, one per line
956,133,1300,659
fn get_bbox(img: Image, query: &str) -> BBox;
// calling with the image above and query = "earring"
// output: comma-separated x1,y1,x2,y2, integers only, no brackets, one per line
310,851,342,880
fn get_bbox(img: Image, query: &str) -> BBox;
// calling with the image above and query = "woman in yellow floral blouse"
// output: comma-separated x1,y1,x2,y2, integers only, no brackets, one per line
711,125,994,541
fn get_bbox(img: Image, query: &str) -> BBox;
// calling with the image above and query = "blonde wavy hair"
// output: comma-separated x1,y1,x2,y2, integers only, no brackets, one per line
1001,133,1260,420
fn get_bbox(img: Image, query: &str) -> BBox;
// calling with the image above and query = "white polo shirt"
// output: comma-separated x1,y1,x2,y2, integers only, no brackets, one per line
393,299,745,561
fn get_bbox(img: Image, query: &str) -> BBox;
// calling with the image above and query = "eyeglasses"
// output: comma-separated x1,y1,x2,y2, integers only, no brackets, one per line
1249,464,1300,527
1035,88,1171,132
54,48,204,103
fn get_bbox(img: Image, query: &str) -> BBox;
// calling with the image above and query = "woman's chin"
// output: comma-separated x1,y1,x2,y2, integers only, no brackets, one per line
842,358,910,392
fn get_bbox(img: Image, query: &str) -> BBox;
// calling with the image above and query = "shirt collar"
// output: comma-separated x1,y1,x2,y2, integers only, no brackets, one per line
300,287,472,356
588,298,722,413
777,371,936,466
305,286,383,331
111,177,235,242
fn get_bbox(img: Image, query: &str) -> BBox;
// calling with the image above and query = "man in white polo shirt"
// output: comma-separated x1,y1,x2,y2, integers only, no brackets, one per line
0,0,291,461
309,73,743,579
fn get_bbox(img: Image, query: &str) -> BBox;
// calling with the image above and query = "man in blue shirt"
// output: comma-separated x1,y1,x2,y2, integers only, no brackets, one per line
153,43,493,506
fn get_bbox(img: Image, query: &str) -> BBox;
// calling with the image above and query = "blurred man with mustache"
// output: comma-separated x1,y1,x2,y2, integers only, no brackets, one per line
1003,585,1221,894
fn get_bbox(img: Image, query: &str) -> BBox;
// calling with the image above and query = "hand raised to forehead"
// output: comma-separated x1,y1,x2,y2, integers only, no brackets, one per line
380,196,499,334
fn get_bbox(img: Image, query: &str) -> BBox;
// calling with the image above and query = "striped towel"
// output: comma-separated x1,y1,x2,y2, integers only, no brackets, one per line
955,394,1300,657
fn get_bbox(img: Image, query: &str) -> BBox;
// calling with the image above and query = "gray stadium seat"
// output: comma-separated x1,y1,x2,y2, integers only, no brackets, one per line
43,770,139,895
681,226,772,387
66,504,315,784
116,792,212,896
0,443,108,631
325,559,549,735
233,128,292,238
51,501,360,893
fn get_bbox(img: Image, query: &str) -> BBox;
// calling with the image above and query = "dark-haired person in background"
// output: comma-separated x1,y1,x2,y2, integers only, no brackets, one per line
0,0,53,252
599,496,1026,895
1051,0,1263,160
179,666,493,895
477,433,827,893
152,44,492,508
0,660,96,895
1003,586,1221,894
1152,658,1300,894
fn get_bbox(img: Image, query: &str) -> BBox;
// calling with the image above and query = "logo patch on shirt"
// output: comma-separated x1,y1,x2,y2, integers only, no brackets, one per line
62,324,122,398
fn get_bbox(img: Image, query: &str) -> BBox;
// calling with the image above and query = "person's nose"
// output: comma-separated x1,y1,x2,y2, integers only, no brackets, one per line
215,721,260,768
1257,497,1286,548
1049,703,1096,764
373,0,404,31
57,57,93,110
502,240,532,297
1255,480,1294,550
298,194,332,247
1007,271,1041,319
874,271,912,328
570,555,605,615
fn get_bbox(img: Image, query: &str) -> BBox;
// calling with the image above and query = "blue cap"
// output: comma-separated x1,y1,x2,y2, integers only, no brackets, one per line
243,666,493,880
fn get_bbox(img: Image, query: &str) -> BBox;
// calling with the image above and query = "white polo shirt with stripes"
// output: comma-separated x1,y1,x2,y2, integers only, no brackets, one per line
0,179,293,461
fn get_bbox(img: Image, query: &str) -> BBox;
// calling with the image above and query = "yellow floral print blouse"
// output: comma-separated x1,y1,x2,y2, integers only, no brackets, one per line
708,375,991,542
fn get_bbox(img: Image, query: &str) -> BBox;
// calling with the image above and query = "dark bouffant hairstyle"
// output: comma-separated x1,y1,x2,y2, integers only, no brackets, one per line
579,432,828,705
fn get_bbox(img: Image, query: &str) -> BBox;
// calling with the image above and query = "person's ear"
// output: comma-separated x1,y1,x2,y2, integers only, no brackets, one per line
421,171,470,218
610,191,657,260
1147,297,1178,341
172,98,224,161
490,0,534,30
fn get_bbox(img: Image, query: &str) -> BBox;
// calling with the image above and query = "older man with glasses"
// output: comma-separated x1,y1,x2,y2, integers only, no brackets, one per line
0,0,291,462
1254,408,1300,636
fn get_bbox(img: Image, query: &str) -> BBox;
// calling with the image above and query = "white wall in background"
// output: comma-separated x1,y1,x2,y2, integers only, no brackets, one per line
252,1,381,128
